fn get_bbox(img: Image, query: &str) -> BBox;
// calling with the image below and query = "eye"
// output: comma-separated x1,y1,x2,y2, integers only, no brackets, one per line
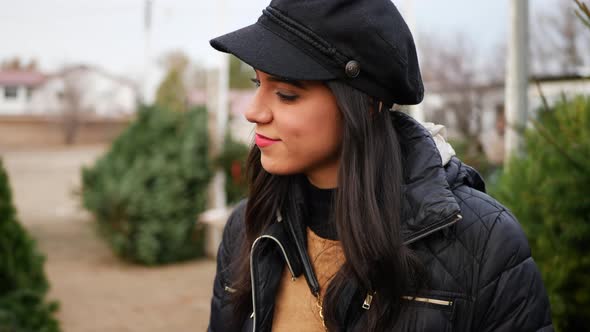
250,78,261,88
276,91,299,102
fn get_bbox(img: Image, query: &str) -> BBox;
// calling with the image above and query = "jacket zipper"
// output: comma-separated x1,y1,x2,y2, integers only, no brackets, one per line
250,234,297,332
402,295,454,307
362,293,374,310
403,213,463,245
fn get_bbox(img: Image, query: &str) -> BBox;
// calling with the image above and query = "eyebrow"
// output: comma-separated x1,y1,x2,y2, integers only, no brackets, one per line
266,75,307,90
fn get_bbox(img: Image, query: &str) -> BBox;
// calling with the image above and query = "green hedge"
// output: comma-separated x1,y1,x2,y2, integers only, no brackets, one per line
216,133,249,205
0,159,60,332
493,96,590,331
81,106,212,265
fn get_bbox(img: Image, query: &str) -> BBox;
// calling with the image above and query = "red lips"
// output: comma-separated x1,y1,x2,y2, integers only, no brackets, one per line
255,133,280,148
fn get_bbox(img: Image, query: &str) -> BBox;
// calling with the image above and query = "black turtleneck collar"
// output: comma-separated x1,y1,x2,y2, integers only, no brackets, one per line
302,177,338,240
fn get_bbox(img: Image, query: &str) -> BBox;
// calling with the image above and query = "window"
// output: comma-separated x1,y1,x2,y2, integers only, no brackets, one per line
4,86,18,99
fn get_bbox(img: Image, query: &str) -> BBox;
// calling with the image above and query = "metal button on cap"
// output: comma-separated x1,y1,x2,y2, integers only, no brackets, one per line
345,60,361,78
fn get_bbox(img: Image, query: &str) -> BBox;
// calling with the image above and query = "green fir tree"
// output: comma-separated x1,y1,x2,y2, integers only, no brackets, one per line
0,159,60,332
493,96,590,331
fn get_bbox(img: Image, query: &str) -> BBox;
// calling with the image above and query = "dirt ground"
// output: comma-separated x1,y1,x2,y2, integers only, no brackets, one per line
1,145,216,332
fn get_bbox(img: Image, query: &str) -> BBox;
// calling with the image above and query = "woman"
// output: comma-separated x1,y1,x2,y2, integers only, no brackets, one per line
207,0,553,331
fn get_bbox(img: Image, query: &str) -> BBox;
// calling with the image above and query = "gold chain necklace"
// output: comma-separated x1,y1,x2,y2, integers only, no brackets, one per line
315,292,328,331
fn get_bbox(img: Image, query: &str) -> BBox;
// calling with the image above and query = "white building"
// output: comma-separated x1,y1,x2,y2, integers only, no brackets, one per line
0,66,140,118
30,65,140,118
421,74,590,164
0,70,46,115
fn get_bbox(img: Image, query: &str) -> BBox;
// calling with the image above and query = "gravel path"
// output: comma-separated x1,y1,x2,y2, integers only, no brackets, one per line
2,146,215,332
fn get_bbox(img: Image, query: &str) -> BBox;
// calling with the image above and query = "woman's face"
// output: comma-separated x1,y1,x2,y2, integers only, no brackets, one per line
245,70,343,188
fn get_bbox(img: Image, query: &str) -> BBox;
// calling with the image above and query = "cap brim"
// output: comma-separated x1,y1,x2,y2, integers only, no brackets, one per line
210,23,335,81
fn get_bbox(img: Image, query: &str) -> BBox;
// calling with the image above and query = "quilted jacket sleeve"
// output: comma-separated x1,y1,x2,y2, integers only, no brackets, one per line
207,200,246,332
473,210,553,332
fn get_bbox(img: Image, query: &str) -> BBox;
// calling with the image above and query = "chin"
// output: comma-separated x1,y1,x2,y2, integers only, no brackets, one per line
260,155,299,175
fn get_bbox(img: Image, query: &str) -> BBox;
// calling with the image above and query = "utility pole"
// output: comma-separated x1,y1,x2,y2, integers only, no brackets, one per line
202,0,230,257
207,0,229,210
401,0,424,122
504,0,529,164
143,0,153,104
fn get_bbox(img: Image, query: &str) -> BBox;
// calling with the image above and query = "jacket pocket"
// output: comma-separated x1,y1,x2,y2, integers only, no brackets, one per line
395,292,463,332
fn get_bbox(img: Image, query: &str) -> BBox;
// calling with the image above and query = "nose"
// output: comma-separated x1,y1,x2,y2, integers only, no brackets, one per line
244,91,272,124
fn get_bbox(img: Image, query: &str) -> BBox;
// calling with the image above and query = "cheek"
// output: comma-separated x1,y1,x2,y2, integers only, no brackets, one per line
284,107,342,160
260,92,343,175
281,110,341,152
307,102,342,149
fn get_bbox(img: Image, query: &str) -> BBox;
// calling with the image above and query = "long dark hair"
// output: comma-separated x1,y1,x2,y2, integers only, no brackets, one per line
229,80,425,331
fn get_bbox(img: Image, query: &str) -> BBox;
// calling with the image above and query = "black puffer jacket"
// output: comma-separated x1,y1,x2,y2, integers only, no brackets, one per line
208,112,553,331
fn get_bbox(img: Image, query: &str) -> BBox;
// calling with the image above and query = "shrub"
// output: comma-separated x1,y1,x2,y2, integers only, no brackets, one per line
81,105,212,265
216,133,249,205
0,159,60,332
493,96,590,331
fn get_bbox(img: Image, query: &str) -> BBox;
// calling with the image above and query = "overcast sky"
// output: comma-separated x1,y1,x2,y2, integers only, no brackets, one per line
0,0,558,80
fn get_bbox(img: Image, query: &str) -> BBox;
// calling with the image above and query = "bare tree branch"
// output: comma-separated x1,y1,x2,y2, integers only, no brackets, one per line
60,69,93,144
420,32,485,155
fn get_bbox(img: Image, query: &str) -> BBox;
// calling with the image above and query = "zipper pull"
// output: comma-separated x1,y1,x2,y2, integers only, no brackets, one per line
224,285,237,293
276,210,283,223
362,292,374,310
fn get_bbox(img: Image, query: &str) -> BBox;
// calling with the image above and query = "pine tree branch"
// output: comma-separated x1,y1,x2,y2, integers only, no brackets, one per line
574,0,590,29
532,81,588,173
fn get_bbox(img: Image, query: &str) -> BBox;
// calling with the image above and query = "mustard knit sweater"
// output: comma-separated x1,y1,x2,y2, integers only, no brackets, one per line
272,228,346,331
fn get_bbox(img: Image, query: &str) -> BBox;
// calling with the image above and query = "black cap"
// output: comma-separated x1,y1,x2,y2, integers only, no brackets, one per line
210,0,424,106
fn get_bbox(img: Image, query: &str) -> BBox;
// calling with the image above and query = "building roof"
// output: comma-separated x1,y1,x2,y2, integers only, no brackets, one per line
0,70,46,87
43,65,139,92
426,73,590,94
